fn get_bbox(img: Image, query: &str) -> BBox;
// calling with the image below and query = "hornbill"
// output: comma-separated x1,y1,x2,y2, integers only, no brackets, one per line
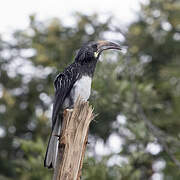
44,40,121,168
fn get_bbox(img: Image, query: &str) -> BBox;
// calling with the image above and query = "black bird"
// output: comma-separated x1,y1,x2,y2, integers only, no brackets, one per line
44,40,121,168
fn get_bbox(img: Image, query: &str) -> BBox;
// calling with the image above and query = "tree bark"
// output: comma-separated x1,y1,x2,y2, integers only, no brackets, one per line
53,97,94,180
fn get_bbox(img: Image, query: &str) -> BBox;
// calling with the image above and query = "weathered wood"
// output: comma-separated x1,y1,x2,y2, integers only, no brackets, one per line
53,97,94,180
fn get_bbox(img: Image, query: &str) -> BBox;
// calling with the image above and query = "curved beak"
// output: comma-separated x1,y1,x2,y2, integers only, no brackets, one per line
97,40,121,54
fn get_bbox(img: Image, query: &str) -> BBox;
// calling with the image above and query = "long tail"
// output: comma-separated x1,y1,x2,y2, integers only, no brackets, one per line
44,117,61,168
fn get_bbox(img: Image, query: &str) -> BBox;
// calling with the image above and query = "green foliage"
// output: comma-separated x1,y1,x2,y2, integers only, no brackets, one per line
83,157,121,180
15,138,52,180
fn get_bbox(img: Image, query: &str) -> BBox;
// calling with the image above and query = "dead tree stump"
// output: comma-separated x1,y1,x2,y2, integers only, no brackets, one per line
53,97,94,180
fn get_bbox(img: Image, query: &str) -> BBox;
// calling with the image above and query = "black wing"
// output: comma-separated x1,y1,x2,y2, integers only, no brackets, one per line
52,64,79,129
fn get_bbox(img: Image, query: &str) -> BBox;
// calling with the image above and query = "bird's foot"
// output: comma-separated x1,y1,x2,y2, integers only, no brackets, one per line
85,140,90,144
63,108,74,116
66,108,74,112
54,134,61,140
54,134,66,145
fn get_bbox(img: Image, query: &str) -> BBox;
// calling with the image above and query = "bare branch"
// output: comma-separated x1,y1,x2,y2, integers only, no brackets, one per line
53,97,94,180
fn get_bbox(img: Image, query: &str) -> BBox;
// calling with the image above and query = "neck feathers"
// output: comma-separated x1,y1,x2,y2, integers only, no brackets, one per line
74,49,98,77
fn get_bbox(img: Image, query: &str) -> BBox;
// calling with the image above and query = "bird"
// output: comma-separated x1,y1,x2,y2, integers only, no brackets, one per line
44,40,121,168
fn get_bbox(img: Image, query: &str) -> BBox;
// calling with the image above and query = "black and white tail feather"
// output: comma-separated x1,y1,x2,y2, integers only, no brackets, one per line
44,116,61,168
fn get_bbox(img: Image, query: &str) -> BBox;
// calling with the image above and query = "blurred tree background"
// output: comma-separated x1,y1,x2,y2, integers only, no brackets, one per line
0,0,180,179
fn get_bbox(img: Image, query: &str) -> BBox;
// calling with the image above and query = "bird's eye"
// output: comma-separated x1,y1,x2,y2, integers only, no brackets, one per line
92,44,97,50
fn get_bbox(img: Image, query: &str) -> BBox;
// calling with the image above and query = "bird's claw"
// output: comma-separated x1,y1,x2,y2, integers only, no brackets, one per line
54,134,61,140
66,108,74,112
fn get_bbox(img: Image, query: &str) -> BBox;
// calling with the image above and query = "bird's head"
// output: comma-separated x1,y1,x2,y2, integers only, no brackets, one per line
75,40,121,63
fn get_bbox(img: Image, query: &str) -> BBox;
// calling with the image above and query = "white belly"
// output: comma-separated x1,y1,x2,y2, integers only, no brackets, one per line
62,76,92,109
72,76,92,102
